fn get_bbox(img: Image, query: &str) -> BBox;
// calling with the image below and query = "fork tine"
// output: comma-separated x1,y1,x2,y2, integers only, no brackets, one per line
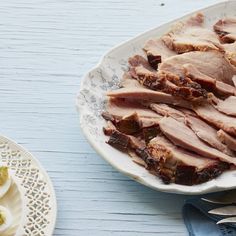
209,206,236,216
201,197,230,204
217,217,236,224
202,190,236,204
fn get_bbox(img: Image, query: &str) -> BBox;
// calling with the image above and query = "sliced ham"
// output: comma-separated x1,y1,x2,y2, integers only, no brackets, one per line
103,98,162,131
217,129,236,152
150,104,233,155
105,98,160,119
147,135,229,185
215,81,236,97
222,42,236,67
143,38,176,69
162,13,222,53
102,12,236,186
194,104,236,136
183,63,216,91
128,55,207,100
159,116,236,165
107,129,229,185
214,18,236,43
150,103,185,121
159,51,236,85
233,75,236,87
185,115,232,156
183,63,236,96
107,129,146,153
107,87,193,108
216,96,236,116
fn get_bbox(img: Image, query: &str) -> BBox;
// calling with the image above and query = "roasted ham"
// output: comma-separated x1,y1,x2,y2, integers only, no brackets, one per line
183,63,236,96
102,98,162,132
128,55,207,100
147,136,229,185
159,116,236,165
150,103,185,120
143,38,176,69
106,128,229,186
194,104,236,136
217,129,236,152
102,13,236,186
107,87,193,108
216,96,236,116
159,51,236,85
185,115,233,155
214,18,236,43
162,13,222,53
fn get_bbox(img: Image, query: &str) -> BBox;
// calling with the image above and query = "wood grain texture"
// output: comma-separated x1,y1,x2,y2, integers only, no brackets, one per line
0,0,224,235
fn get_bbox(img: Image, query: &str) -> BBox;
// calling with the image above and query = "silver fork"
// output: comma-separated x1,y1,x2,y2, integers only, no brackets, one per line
202,190,236,224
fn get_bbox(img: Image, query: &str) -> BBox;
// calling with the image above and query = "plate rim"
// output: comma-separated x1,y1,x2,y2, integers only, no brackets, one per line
77,0,236,195
0,135,58,235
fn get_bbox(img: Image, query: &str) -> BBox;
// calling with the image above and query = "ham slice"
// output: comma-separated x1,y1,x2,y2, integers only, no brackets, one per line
222,42,236,67
183,63,216,91
194,104,236,136
159,51,236,85
217,129,236,152
216,96,236,116
143,38,176,69
107,129,229,185
150,103,184,120
214,18,236,43
147,135,228,185
159,116,236,165
128,55,207,100
162,13,222,53
151,104,233,155
103,98,162,131
183,63,236,96
107,87,193,108
215,81,236,97
185,115,233,156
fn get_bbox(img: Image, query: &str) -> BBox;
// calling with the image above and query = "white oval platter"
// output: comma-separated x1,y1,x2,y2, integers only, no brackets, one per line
77,1,236,195
0,135,57,235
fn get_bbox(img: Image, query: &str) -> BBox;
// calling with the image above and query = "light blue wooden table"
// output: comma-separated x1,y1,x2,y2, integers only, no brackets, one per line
0,0,223,235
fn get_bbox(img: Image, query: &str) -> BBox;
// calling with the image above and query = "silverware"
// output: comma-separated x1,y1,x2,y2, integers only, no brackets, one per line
202,190,236,204
202,190,236,224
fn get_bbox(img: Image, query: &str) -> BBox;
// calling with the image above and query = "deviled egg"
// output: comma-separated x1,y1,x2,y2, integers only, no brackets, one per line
0,167,11,199
0,205,13,233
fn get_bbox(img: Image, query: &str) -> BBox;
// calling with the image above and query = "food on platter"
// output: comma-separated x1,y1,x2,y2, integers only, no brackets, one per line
102,13,236,185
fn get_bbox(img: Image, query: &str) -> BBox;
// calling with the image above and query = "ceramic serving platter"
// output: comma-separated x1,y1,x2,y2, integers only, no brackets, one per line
77,1,236,195
0,135,57,235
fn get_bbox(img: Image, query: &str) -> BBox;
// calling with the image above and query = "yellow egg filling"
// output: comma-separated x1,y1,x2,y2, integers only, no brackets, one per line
0,167,8,186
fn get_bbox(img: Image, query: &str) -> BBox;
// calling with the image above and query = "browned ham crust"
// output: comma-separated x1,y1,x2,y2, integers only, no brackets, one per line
147,136,229,185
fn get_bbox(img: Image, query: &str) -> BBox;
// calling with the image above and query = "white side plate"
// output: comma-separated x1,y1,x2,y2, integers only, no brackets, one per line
0,136,57,235
77,1,236,195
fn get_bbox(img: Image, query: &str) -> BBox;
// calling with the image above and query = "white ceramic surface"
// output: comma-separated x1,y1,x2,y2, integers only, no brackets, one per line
77,1,236,195
0,136,57,235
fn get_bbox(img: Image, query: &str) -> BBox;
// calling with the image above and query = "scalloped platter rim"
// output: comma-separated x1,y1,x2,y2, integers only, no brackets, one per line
77,1,236,195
